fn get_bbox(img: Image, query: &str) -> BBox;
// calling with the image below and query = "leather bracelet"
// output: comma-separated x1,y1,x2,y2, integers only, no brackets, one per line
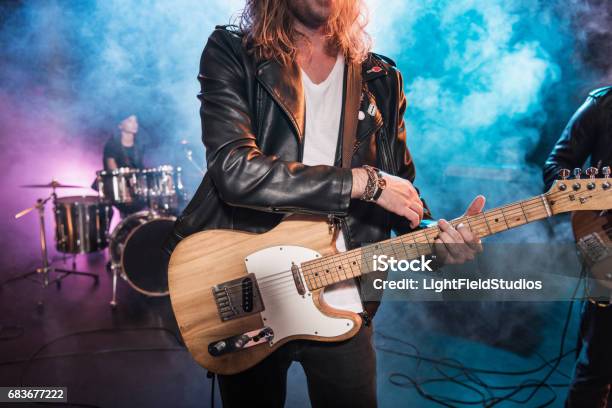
360,165,386,202
372,169,386,201
360,166,377,201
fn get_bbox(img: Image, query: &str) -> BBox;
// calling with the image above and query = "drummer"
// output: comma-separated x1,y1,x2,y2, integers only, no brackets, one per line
103,114,144,171
101,114,146,216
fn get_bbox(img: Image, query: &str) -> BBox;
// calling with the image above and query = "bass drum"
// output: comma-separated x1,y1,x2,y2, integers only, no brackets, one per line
109,211,175,296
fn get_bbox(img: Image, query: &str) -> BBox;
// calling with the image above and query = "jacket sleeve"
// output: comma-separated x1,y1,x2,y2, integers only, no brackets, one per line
198,29,353,215
388,70,434,235
542,96,600,191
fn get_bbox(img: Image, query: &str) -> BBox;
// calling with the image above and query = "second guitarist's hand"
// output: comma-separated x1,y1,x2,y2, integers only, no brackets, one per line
351,168,485,265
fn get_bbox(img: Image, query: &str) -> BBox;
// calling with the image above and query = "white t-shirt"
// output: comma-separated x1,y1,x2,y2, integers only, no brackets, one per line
300,54,364,314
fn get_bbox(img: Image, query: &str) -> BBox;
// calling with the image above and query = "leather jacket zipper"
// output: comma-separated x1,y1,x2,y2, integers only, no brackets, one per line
377,127,396,175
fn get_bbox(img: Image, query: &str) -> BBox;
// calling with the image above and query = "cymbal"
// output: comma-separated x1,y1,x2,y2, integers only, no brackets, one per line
20,180,85,189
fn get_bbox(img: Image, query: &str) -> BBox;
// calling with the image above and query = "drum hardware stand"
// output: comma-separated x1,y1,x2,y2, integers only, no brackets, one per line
109,262,121,308
181,139,205,176
13,194,99,306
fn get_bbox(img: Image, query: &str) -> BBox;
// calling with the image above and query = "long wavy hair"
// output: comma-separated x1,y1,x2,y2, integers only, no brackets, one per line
239,0,371,65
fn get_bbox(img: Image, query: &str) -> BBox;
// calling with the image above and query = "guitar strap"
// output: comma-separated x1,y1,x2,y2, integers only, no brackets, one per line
339,61,382,319
341,61,362,169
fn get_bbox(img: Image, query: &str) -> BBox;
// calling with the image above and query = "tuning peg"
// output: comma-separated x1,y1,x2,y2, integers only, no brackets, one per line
573,168,582,179
585,167,598,179
558,168,571,180
603,166,611,190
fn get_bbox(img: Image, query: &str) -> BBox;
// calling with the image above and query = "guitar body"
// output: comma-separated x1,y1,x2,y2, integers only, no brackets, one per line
167,215,362,375
572,211,612,290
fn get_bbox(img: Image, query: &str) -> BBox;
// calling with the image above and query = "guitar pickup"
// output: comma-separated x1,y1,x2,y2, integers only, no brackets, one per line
212,273,265,322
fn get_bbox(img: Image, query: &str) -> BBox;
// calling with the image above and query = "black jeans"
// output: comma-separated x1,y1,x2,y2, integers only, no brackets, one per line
217,325,377,408
566,302,612,408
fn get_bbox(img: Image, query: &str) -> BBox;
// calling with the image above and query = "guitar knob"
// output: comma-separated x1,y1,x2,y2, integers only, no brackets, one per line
558,168,571,180
585,167,598,179
573,168,582,179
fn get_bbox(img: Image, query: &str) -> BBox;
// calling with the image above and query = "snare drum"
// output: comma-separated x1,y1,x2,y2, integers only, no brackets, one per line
96,167,143,205
109,211,175,296
54,196,113,254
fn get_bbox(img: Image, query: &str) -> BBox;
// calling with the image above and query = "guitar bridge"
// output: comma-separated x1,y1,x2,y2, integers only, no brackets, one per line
212,273,265,322
577,232,612,264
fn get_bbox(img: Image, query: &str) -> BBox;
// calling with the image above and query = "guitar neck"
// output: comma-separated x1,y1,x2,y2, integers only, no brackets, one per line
301,194,554,291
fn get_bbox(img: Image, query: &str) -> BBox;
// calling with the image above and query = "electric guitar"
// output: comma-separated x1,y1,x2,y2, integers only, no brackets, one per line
168,174,612,374
572,210,612,290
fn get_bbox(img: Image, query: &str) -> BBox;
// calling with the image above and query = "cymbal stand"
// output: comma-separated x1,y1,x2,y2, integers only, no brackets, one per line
183,143,205,176
10,193,99,307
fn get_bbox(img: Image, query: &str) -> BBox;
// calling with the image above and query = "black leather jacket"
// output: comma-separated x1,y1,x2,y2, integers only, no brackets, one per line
544,86,612,190
165,26,431,305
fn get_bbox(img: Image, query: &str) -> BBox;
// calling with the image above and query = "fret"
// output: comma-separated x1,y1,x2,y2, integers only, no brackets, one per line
424,229,434,253
316,267,324,289
464,216,474,235
519,200,529,223
406,236,420,259
337,255,350,282
412,234,422,257
484,210,506,234
391,238,408,259
352,249,365,277
327,258,340,285
422,229,436,256
346,253,359,278
480,211,493,235
301,262,315,290
302,266,314,290
320,260,332,287
305,265,314,290
498,207,511,229
468,214,488,237
397,236,413,259
509,203,527,227
331,255,345,284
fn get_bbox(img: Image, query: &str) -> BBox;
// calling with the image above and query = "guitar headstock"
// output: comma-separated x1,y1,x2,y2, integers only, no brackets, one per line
546,167,612,214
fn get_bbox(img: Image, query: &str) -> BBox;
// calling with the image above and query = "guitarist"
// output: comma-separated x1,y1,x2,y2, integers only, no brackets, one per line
544,85,612,408
165,1,484,406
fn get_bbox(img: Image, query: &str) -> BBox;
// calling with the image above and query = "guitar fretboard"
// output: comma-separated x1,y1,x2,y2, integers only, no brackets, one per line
300,195,552,291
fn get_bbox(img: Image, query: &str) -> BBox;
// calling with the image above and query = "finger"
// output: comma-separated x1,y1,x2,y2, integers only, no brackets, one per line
438,231,467,260
403,207,420,229
457,223,483,252
464,195,486,216
439,220,473,260
434,238,456,265
409,202,424,223
438,219,463,243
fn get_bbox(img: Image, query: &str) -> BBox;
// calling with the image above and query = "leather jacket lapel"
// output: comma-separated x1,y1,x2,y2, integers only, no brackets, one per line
355,57,387,141
255,59,305,143
356,85,384,141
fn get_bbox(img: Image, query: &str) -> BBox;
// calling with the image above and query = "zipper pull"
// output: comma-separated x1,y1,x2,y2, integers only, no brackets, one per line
327,214,337,235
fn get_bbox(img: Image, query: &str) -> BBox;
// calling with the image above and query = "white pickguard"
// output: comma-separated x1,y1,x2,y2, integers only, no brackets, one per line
244,245,355,345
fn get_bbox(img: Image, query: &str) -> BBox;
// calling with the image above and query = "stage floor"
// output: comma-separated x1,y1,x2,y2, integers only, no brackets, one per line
0,251,579,407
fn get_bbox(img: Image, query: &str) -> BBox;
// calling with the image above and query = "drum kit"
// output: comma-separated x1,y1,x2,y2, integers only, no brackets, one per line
15,165,188,308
